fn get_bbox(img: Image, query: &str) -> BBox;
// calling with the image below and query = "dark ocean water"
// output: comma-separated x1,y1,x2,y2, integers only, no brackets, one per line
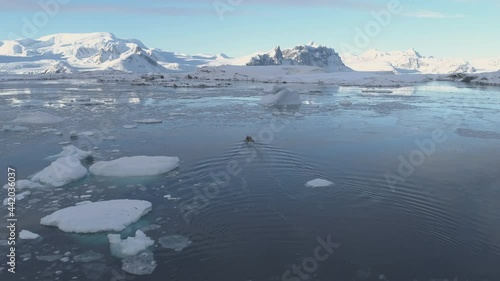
0,80,499,281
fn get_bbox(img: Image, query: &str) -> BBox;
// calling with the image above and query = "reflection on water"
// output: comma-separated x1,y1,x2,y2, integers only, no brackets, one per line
0,80,499,281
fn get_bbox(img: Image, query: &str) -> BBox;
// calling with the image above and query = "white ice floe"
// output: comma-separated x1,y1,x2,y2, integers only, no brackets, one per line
40,199,152,233
159,235,192,251
108,230,154,258
79,131,95,137
3,191,31,206
123,125,137,129
135,119,162,124
2,125,29,132
19,230,41,240
72,251,104,263
121,251,157,275
89,156,179,177
2,180,43,190
46,145,93,161
31,156,87,187
13,111,65,124
258,88,302,107
305,178,334,188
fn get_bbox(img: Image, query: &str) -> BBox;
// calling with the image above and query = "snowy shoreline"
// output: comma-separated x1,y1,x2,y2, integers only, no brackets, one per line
1,66,498,88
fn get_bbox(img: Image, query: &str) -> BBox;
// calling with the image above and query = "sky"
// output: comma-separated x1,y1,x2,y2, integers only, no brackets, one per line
0,0,498,59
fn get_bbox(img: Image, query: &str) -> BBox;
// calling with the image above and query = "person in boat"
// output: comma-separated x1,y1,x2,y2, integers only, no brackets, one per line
245,135,254,143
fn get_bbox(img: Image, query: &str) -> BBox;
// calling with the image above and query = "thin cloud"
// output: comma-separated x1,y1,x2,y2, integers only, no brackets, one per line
0,0,384,15
402,10,467,19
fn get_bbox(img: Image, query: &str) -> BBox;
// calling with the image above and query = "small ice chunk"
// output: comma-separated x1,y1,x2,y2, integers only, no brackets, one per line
73,250,104,263
2,125,29,132
89,156,179,177
121,251,157,275
123,125,137,129
36,254,62,262
40,199,152,233
135,119,162,124
2,180,43,190
47,145,93,160
79,131,95,137
3,191,31,206
108,230,154,258
164,195,180,200
305,179,334,188
19,230,41,240
339,100,353,106
75,200,93,206
31,156,87,187
159,235,192,251
69,130,78,138
13,111,65,124
258,88,302,107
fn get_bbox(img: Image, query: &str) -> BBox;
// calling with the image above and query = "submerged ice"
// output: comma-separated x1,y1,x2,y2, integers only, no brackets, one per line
89,156,179,177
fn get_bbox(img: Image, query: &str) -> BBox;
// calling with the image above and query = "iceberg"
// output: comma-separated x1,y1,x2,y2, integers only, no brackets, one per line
40,199,152,233
258,88,302,107
31,156,87,187
19,230,41,240
108,230,154,258
89,156,179,177
46,145,93,161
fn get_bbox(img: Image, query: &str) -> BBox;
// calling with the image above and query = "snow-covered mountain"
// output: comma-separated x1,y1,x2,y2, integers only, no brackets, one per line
340,49,500,74
0,32,498,75
247,42,352,72
0,32,239,74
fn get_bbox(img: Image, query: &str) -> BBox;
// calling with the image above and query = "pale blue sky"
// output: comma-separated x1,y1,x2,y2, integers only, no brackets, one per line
0,0,498,58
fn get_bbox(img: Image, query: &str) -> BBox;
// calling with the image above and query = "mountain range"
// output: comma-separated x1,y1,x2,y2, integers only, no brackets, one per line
0,32,498,75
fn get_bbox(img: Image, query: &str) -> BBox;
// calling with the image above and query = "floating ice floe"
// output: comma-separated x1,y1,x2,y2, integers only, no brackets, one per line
13,111,65,124
31,156,87,187
121,250,157,275
89,156,179,177
135,119,162,124
46,145,93,161
159,235,192,251
19,230,41,240
305,178,334,188
2,125,29,132
2,180,43,190
72,250,104,263
123,125,137,129
258,88,302,107
3,191,31,206
109,230,154,258
40,199,152,233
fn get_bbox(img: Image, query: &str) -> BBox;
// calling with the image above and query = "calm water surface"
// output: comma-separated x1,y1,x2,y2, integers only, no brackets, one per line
0,80,499,281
